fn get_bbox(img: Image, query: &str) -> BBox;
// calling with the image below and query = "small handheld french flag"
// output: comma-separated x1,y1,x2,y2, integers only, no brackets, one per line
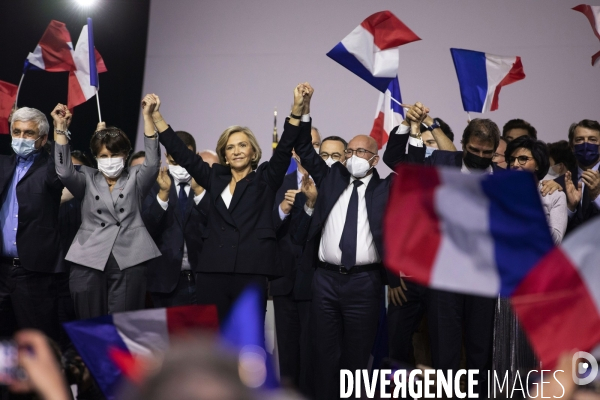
450,48,525,113
369,76,404,149
327,11,420,92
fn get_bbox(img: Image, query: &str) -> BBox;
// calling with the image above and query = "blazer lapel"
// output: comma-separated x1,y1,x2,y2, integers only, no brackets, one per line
0,155,16,194
212,173,237,227
94,171,119,220
365,169,380,219
228,171,255,212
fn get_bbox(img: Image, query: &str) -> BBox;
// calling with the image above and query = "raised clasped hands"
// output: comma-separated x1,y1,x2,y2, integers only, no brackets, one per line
299,82,314,115
141,94,160,117
50,104,72,131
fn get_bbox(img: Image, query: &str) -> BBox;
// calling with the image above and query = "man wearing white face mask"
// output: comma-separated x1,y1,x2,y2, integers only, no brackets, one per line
0,107,65,345
142,131,213,307
53,97,161,320
288,83,409,399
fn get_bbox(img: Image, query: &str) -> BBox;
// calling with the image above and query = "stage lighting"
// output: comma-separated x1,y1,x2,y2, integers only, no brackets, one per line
75,0,97,7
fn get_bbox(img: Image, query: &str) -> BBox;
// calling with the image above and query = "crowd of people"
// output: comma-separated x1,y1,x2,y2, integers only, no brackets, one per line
0,83,599,399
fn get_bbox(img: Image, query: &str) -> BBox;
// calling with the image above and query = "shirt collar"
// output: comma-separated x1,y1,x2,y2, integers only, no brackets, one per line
17,150,40,164
461,160,493,175
350,172,374,186
577,159,600,178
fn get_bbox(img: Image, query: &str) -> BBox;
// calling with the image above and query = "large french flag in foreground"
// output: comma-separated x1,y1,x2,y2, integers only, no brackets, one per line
68,20,107,109
384,165,600,367
369,76,404,149
25,20,75,72
450,48,525,113
64,305,218,399
573,4,600,66
327,11,420,92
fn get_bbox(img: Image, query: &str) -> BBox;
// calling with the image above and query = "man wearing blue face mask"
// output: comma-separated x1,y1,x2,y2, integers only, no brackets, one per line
0,107,65,345
560,119,600,234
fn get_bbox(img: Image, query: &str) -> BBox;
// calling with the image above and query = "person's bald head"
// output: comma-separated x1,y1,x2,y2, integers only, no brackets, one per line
345,135,380,171
199,150,219,166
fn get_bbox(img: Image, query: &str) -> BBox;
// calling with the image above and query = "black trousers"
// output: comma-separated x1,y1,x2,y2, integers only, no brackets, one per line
387,280,429,364
195,272,268,323
428,289,496,396
311,267,383,400
273,292,312,396
151,270,197,308
70,253,147,320
0,260,60,343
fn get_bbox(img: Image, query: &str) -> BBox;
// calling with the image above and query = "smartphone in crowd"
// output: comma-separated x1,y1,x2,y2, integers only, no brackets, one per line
0,341,20,385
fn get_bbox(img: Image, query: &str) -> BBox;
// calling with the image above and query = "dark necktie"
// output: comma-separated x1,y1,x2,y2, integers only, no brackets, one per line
340,180,363,270
178,182,188,219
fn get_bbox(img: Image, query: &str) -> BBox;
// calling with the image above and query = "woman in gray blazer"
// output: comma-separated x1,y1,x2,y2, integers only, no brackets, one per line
52,98,161,319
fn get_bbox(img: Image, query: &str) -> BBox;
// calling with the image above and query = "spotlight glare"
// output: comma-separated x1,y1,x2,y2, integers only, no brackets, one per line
75,0,97,7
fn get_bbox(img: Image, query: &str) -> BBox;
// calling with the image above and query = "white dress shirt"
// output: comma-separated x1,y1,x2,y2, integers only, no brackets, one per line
318,173,380,265
156,177,206,270
221,185,233,209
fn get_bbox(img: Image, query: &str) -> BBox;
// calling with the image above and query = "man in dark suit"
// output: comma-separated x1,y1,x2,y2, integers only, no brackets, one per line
143,132,214,307
555,120,600,234
394,110,501,396
290,83,407,400
271,132,348,394
0,107,65,342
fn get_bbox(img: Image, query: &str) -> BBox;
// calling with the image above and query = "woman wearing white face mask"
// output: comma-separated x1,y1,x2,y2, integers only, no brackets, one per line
52,98,161,319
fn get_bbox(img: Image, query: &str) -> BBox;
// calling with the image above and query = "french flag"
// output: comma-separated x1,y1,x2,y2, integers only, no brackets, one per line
68,19,107,109
384,164,600,368
25,20,75,72
327,11,420,92
573,4,600,66
63,305,218,399
0,80,18,134
369,76,404,149
450,48,525,113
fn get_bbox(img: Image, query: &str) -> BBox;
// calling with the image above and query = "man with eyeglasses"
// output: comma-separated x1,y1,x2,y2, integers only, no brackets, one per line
288,83,409,399
0,107,65,344
318,136,347,167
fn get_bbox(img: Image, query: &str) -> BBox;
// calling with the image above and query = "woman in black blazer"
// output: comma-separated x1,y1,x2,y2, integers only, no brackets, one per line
149,86,308,320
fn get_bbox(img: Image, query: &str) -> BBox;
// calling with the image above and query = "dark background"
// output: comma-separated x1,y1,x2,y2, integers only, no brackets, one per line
0,0,150,156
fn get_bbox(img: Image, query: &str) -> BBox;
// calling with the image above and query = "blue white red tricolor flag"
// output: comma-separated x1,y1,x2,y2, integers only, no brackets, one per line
369,76,404,149
24,20,75,72
384,164,600,368
450,48,525,113
572,5,600,66
68,21,107,109
63,305,218,399
327,11,420,92
0,81,18,134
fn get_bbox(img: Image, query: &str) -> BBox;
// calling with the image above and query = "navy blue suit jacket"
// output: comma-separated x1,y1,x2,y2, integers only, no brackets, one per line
0,147,65,273
142,177,210,293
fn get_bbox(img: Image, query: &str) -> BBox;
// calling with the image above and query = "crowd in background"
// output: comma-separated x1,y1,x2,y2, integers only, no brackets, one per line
0,83,599,400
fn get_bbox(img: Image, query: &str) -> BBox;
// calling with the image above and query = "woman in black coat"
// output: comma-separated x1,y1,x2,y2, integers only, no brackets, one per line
149,85,310,320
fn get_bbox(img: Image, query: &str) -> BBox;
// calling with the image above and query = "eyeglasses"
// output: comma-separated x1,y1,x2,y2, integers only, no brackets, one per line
94,128,124,138
320,152,343,161
507,155,534,166
344,148,376,158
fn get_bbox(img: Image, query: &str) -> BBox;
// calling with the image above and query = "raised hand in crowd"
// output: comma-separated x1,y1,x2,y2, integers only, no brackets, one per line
142,93,163,135
9,330,70,400
300,82,314,115
565,171,583,211
51,103,72,145
157,166,171,202
581,169,600,200
96,121,107,131
301,173,317,208
540,179,563,197
280,189,301,215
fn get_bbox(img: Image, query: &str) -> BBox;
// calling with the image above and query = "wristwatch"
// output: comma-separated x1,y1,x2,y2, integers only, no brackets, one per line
425,121,440,131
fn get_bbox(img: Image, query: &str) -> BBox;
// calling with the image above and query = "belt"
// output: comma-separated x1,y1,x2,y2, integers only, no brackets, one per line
318,261,380,275
1,257,20,266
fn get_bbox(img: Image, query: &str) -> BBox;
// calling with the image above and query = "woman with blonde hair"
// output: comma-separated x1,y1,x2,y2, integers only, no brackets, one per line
151,85,310,320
